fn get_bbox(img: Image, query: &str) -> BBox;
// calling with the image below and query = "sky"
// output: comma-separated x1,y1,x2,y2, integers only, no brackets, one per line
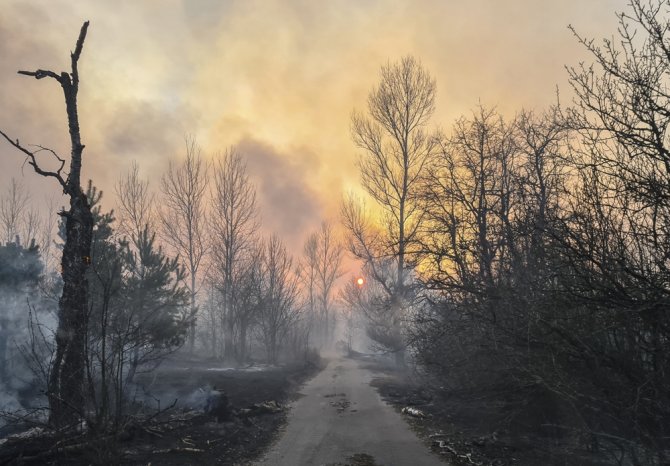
0,0,628,254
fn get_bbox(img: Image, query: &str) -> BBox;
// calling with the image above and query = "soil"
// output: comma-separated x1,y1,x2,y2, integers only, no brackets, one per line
365,360,616,466
0,355,323,466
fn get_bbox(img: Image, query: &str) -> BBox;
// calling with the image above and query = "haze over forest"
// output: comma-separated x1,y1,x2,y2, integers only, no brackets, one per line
1,1,669,465
1,0,626,251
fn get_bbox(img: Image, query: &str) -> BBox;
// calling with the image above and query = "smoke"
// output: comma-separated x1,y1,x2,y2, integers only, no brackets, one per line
0,253,55,428
237,137,323,252
182,385,223,411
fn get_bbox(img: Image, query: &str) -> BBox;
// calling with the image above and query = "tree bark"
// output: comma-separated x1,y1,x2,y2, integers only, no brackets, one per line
0,21,94,427
50,192,93,426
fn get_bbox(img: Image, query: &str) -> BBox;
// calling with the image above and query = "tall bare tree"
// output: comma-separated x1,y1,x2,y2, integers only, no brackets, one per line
315,222,344,345
231,242,264,363
160,136,209,352
210,148,259,361
0,21,93,427
303,222,344,345
258,235,302,364
300,233,318,342
346,55,439,362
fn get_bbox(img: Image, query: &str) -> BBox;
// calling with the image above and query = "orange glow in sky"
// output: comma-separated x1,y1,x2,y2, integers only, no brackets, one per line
0,0,628,255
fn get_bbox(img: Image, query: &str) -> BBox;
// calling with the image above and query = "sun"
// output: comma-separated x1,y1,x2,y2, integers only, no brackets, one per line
356,277,364,287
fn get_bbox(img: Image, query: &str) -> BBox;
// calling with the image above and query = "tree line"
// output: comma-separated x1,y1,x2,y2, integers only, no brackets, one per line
0,24,343,432
1,1,668,462
343,2,670,462
0,143,343,430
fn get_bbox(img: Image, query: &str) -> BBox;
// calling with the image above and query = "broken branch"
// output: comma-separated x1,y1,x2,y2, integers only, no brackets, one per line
0,129,67,189
70,21,89,86
17,69,61,81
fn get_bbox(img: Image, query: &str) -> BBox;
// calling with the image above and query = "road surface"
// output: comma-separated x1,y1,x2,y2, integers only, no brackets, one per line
256,357,444,466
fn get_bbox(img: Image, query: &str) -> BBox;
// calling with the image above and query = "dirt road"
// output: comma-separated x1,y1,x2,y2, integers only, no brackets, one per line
256,357,444,466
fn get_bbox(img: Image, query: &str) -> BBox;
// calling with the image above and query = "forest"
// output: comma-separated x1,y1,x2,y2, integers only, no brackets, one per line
0,1,669,465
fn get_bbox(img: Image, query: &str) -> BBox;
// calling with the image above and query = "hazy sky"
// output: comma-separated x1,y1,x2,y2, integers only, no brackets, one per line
0,0,627,252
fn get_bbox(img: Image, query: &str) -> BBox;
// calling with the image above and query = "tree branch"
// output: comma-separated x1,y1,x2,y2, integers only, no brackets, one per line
0,129,67,189
71,21,90,86
17,69,62,82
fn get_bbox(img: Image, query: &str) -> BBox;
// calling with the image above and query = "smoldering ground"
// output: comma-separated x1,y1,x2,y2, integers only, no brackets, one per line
0,285,54,429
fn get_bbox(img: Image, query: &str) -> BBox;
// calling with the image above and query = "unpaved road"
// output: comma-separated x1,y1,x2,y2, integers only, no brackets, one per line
256,357,444,466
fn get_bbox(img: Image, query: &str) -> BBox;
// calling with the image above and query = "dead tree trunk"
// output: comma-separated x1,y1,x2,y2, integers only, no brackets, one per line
0,21,93,428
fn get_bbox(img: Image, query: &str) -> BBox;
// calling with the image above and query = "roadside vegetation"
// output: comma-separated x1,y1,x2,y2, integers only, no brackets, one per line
343,2,670,464
1,1,669,465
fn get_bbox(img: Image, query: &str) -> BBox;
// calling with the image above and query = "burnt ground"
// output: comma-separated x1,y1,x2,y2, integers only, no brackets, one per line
364,359,618,466
0,355,324,466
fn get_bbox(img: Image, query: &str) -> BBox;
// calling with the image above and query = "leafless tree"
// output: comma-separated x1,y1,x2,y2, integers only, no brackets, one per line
555,1,670,456
159,136,209,352
199,279,220,358
315,222,344,345
231,242,264,363
351,55,439,286
38,196,60,277
210,148,259,361
338,277,364,353
299,221,344,347
0,21,93,427
421,106,518,311
410,6,670,454
257,235,302,364
341,194,388,291
0,179,30,245
300,233,318,344
116,161,154,243
341,194,408,359
347,56,440,363
339,263,403,356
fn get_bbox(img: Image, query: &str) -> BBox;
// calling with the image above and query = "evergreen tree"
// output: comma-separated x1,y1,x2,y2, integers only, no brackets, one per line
81,183,189,428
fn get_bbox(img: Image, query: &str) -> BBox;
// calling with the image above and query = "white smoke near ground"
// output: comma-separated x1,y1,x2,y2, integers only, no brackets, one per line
0,275,56,429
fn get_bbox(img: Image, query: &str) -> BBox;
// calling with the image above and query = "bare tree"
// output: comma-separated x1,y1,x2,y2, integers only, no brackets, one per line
0,21,93,427
300,222,343,347
341,194,409,359
160,136,209,352
300,233,318,344
421,106,518,309
347,56,440,363
38,196,60,276
113,166,193,388
0,180,51,273
258,235,302,364
340,261,404,356
116,161,154,242
351,55,439,287
555,1,670,456
199,279,220,358
341,194,389,292
338,277,364,353
0,179,30,245
315,222,344,345
210,148,259,361
231,242,264,363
